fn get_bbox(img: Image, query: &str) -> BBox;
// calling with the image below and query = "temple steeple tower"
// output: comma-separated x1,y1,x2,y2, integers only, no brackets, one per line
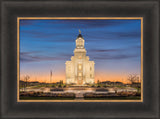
65,30,95,85
76,29,85,49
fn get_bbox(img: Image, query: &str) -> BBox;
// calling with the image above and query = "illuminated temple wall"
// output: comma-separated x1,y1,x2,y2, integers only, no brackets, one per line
65,31,95,85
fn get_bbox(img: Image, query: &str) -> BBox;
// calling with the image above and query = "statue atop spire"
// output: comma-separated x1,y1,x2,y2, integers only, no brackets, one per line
79,29,81,34
77,29,83,38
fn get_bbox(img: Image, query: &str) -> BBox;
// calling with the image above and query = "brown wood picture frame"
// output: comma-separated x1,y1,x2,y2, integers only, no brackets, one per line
1,0,159,118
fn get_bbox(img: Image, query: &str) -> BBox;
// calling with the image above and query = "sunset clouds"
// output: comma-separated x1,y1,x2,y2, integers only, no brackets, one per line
20,19,141,83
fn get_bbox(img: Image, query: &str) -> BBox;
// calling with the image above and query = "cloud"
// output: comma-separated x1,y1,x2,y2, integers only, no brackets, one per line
20,20,36,26
92,54,139,61
21,30,58,38
40,38,74,43
85,31,140,42
88,45,140,53
87,46,140,61
20,19,140,30
47,20,139,29
21,30,140,44
116,31,141,38
88,48,122,53
21,30,74,40
20,19,140,43
59,53,73,57
20,52,66,63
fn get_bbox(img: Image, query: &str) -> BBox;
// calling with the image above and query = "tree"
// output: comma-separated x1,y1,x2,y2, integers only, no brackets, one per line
97,80,100,85
127,74,139,84
24,75,30,90
97,79,101,87
60,80,63,85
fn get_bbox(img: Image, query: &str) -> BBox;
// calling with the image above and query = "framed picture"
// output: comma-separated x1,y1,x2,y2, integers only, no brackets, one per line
1,0,159,119
17,17,143,102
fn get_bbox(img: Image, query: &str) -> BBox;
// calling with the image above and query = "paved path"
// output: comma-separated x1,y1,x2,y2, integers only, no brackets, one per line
75,92,84,100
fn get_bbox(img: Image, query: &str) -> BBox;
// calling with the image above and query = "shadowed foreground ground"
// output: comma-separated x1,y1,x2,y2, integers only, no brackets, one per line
20,96,141,100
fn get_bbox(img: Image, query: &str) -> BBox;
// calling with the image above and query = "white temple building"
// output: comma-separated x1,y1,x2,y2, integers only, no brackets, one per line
65,30,95,85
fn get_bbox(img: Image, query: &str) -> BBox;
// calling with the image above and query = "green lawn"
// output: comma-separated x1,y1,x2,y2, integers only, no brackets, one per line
20,96,75,100
84,96,141,100
20,96,141,100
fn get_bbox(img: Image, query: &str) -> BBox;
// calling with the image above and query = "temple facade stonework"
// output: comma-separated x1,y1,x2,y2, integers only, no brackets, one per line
65,30,95,85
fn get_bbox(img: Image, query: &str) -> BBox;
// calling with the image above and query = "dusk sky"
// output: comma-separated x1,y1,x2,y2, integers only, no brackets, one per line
20,19,141,83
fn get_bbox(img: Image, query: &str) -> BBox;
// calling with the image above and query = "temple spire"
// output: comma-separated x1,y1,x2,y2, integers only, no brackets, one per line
77,29,83,38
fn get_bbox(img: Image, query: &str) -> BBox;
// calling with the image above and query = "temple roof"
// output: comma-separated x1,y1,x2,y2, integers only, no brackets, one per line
77,29,83,38
77,34,83,38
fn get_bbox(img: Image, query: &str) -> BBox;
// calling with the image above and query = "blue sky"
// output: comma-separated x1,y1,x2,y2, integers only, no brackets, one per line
20,19,141,83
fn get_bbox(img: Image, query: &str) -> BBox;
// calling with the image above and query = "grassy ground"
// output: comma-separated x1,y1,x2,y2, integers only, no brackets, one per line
20,96,75,100
20,96,141,100
84,96,141,100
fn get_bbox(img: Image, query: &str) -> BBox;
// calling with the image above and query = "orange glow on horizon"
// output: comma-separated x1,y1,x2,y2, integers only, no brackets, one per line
20,73,139,84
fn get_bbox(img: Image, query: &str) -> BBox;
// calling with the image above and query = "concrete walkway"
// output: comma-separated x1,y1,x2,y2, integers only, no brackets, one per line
75,92,84,100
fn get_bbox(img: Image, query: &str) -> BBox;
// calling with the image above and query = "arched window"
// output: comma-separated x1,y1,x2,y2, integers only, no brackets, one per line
78,64,82,70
